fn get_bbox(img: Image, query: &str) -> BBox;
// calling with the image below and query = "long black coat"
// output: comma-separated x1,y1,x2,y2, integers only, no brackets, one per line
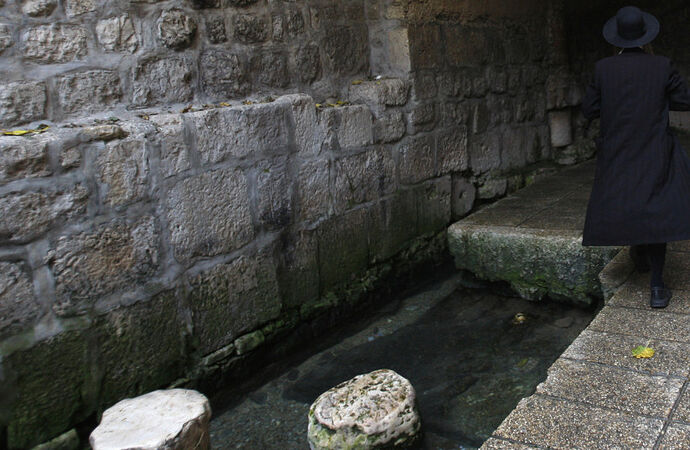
581,47,690,246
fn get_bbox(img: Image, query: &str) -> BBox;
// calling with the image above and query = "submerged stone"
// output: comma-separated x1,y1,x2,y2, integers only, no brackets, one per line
90,389,211,450
308,369,421,450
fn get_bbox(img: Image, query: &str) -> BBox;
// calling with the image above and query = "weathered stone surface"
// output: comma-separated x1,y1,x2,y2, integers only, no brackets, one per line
374,110,405,144
350,78,409,107
322,104,373,149
409,23,442,69
80,124,126,142
96,15,138,53
188,252,280,354
322,25,368,75
451,177,476,219
132,57,193,106
478,178,507,200
546,70,583,110
90,390,211,450
275,94,321,155
0,81,46,127
49,216,159,315
6,331,94,449
448,223,617,305
190,102,290,164
234,330,265,355
0,24,13,53
167,168,253,262
0,185,88,243
308,369,421,450
256,159,292,229
333,147,395,212
22,25,87,63
95,291,186,406
0,132,51,184
227,0,258,5
549,109,573,147
206,17,226,43
437,126,468,174
367,191,417,262
200,50,248,99
318,208,368,291
97,136,149,206
468,132,501,175
398,134,435,185
64,0,94,16
0,262,40,339
276,229,319,308
297,159,330,222
157,9,197,49
60,147,81,170
22,0,57,17
417,176,452,235
149,114,190,178
56,70,121,115
409,103,436,129
295,43,321,84
252,50,289,88
233,14,268,43
33,429,80,450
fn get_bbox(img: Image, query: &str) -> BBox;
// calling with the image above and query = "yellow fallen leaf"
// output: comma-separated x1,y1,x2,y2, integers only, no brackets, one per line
315,103,322,108
351,80,363,85
335,100,348,106
242,100,254,105
181,104,194,113
219,102,231,107
632,345,655,358
2,124,50,136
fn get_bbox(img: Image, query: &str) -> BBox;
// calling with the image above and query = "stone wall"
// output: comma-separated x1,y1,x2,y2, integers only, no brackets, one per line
0,0,373,127
0,0,579,447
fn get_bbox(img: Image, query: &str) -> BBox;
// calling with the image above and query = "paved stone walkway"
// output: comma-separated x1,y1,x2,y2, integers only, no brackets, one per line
447,156,690,449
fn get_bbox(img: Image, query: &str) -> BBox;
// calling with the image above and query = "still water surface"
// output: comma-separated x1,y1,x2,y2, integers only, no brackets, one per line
210,274,595,449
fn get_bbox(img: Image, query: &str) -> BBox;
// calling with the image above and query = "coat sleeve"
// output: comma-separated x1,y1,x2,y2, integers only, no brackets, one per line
581,66,601,120
667,63,690,111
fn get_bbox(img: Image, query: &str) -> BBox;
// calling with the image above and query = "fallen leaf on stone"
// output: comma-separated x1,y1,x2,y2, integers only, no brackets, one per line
2,124,50,136
242,100,254,105
511,312,527,325
632,346,655,358
351,80,363,85
181,105,194,113
516,358,529,367
335,100,349,106
219,102,231,107
107,117,120,122
137,114,150,120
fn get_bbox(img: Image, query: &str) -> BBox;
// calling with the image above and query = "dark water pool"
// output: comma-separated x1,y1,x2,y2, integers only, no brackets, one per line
209,275,595,449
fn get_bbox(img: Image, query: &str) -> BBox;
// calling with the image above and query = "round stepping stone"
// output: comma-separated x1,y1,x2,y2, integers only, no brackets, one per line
90,389,211,450
308,369,421,449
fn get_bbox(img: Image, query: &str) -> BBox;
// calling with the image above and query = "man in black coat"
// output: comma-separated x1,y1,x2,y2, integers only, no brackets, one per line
581,5,690,308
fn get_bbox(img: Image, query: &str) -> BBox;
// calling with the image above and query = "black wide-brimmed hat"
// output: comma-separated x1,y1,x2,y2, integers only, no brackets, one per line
603,6,660,48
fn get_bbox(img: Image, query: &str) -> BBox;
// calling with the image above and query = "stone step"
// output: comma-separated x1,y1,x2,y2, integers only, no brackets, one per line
448,159,620,306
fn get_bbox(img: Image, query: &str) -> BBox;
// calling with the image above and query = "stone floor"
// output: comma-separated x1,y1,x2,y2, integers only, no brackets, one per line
462,158,690,449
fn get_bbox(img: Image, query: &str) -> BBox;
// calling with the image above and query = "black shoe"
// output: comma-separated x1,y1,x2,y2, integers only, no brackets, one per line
650,287,671,308
630,246,650,273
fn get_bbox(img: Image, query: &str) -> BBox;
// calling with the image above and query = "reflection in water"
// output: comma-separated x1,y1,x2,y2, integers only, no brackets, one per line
210,276,594,449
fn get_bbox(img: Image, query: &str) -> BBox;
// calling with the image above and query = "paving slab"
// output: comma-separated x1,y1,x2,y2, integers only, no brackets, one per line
535,358,683,418
481,437,542,449
609,284,690,315
658,422,690,449
588,306,690,344
673,388,690,423
491,394,664,449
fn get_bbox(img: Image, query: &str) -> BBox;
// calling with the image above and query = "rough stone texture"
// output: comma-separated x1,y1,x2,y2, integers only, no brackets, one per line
5,331,92,449
256,159,292,229
451,177,476,219
332,147,395,212
398,134,435,185
308,369,421,450
0,81,47,127
317,208,369,292
234,330,265,355
49,216,159,316
188,252,281,354
0,23,13,53
437,126,468,174
33,429,80,450
190,102,290,164
548,109,573,148
96,15,138,53
321,105,374,150
350,79,409,107
276,229,319,308
157,9,197,49
132,57,193,107
206,17,226,43
322,25,369,75
295,43,321,84
167,168,253,262
374,110,406,143
417,176,452,235
22,25,88,64
0,133,52,184
297,159,330,223
252,50,289,88
233,14,268,43
0,262,41,339
64,0,95,16
22,0,57,17
149,114,190,178
90,389,211,450
200,50,248,100
0,185,88,243
97,136,149,206
56,70,122,115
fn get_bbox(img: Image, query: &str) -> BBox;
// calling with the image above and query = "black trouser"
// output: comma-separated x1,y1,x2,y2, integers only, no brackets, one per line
633,243,667,287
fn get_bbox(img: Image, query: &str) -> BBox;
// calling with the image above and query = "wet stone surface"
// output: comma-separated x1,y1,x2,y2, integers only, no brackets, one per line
209,276,593,449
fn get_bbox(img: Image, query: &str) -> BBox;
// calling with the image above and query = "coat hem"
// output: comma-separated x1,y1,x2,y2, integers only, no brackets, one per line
582,232,690,247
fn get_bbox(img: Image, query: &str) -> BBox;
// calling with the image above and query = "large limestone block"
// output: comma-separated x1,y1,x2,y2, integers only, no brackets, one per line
56,70,121,115
0,132,52,184
90,389,211,450
308,369,421,449
0,81,46,127
548,109,573,148
21,25,87,63
350,78,409,107
132,56,193,107
200,50,248,99
96,136,149,206
157,9,197,49
96,15,138,53
0,261,41,339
